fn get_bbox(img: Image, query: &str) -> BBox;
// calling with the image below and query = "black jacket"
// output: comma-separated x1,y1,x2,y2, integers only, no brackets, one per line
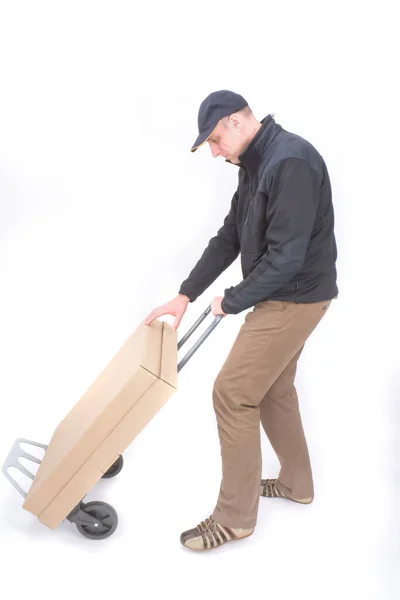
179,114,338,315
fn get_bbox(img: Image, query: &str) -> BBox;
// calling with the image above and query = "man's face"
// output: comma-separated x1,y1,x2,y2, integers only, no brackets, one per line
207,118,245,164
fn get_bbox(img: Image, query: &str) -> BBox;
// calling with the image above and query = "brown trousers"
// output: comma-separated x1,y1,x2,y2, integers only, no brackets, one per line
211,299,332,529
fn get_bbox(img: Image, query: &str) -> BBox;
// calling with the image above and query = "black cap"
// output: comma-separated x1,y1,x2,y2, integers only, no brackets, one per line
191,90,248,152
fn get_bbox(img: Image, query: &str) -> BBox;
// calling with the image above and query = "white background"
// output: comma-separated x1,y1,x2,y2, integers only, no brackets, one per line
0,1,399,599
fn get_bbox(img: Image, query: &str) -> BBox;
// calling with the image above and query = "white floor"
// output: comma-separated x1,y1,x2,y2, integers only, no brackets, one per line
1,311,398,600
0,446,397,600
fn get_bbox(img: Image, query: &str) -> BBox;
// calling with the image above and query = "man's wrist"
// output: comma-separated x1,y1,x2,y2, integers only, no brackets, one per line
178,293,191,302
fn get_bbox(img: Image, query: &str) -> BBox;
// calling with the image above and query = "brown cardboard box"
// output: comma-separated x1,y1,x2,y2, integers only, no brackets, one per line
23,319,177,529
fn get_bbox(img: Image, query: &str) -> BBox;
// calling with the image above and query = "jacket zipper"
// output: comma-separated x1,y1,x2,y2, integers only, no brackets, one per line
243,173,256,227
244,184,256,226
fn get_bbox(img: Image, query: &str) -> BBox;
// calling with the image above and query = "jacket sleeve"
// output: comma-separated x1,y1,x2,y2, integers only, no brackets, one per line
178,190,240,302
221,158,320,315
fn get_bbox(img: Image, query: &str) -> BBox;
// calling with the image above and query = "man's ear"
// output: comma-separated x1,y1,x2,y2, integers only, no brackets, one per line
229,113,241,129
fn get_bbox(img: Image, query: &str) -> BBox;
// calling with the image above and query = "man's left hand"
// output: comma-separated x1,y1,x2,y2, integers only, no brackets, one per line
211,296,227,317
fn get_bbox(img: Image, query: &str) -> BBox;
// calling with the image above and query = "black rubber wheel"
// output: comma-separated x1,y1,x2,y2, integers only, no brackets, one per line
76,501,118,540
102,455,124,479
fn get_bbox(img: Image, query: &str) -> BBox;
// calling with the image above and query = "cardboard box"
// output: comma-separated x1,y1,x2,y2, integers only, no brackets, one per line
23,319,177,529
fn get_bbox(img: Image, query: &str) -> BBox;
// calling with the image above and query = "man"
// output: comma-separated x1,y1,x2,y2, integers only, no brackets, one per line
144,90,338,551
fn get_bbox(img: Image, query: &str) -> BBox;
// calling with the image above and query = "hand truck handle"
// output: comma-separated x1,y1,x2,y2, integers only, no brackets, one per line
177,306,223,372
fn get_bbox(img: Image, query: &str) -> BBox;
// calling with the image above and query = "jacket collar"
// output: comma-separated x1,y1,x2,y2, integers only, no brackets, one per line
228,114,281,174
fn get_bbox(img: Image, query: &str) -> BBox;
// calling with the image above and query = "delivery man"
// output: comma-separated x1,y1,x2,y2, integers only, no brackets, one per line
145,90,338,551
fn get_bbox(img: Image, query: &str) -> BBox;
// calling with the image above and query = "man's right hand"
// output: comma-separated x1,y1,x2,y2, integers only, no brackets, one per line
144,294,190,330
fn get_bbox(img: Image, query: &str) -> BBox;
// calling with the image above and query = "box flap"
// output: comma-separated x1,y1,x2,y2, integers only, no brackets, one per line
140,320,163,375
160,322,178,388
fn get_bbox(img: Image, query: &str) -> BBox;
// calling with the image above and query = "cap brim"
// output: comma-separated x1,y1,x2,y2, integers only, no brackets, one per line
190,120,221,153
190,132,210,153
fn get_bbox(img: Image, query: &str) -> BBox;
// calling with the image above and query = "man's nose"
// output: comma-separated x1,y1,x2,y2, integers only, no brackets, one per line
209,143,220,158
